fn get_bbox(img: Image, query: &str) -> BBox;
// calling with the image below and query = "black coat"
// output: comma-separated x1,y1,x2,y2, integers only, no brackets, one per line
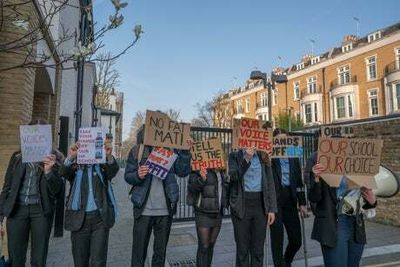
61,159,119,231
188,170,228,213
0,152,64,220
228,150,277,219
271,158,306,207
305,152,377,248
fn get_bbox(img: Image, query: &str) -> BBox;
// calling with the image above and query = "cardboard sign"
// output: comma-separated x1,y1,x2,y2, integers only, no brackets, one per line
20,124,52,163
321,125,354,138
143,110,191,150
145,147,178,179
191,139,225,171
77,127,107,165
317,137,383,188
271,134,303,158
232,118,273,154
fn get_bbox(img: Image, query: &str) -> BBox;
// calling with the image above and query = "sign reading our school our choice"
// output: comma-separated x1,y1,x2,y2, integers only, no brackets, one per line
232,118,273,154
20,124,52,163
145,147,178,179
77,127,107,165
191,139,225,171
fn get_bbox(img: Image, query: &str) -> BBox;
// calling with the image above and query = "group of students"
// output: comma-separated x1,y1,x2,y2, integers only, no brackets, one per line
0,119,377,267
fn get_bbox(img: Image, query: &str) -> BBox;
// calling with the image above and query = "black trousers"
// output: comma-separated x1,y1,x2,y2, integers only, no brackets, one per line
6,204,52,267
71,211,110,267
270,205,302,266
131,215,173,267
232,192,266,267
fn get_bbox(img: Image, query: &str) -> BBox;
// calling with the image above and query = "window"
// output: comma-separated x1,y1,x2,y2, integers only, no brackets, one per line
396,83,400,111
303,102,319,124
342,43,353,53
307,76,317,93
336,96,346,119
396,48,400,69
338,65,350,85
295,111,301,122
311,56,320,65
273,90,278,106
368,89,379,116
293,81,300,100
368,31,381,43
260,92,267,107
348,95,353,117
366,56,377,80
333,94,355,120
296,63,304,71
314,102,318,122
305,104,312,123
245,98,250,112
236,100,243,113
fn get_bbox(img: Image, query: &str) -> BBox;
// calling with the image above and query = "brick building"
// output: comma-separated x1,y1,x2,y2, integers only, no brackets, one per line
213,22,400,127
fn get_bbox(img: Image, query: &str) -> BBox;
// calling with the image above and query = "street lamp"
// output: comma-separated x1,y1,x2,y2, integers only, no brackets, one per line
250,70,288,123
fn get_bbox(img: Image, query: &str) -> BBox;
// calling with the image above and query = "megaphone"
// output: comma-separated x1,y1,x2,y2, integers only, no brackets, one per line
373,165,400,198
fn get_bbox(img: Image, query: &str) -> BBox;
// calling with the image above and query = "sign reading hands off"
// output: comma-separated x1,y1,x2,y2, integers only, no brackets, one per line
143,110,191,150
271,134,303,158
20,124,52,163
317,137,383,189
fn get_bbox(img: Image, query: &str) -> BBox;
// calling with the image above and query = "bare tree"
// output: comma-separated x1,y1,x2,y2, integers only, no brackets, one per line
0,0,143,72
212,95,234,128
164,109,180,121
95,51,120,108
191,101,213,127
121,110,144,158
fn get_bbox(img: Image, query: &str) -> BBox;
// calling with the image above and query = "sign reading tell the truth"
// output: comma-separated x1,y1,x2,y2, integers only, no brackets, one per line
143,110,191,150
317,137,383,189
232,118,273,154
191,139,226,171
20,124,52,163
271,134,303,158
145,147,178,179
77,127,107,165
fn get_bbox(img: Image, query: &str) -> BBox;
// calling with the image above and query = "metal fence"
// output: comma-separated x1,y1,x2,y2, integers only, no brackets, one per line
173,127,316,222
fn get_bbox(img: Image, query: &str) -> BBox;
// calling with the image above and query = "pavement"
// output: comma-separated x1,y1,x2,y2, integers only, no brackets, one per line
41,170,400,267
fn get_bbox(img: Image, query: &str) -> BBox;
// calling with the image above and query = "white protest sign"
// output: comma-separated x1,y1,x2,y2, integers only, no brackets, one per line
20,124,52,163
77,127,107,165
145,147,178,179
271,134,304,158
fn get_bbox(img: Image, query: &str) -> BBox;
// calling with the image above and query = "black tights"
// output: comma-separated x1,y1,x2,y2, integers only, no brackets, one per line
196,226,221,267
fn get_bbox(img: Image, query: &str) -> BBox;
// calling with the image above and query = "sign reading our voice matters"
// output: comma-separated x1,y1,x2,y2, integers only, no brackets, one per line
20,124,52,163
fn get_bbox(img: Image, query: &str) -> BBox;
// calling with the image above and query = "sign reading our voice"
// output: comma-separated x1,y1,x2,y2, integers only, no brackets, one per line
143,110,191,150
232,118,273,154
317,137,383,188
20,124,52,163
145,147,178,179
271,135,303,158
191,139,225,171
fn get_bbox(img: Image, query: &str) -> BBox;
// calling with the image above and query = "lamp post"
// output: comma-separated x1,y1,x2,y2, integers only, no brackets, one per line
250,70,288,123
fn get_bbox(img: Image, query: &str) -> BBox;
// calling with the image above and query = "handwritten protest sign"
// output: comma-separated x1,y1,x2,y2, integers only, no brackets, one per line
77,127,107,165
145,147,178,179
317,137,383,188
321,125,354,138
191,139,225,171
271,134,303,158
143,110,191,150
232,118,273,154
20,124,52,163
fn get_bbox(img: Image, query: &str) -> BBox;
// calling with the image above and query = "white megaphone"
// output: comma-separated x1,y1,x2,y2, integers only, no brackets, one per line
373,165,400,198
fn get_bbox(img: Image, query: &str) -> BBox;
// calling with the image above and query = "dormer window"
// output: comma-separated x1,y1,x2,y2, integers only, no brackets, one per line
296,63,305,71
368,31,381,43
342,43,353,53
311,56,320,65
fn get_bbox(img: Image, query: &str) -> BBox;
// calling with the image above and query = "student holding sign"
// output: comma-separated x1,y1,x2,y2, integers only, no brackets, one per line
228,126,277,267
305,150,377,267
188,157,228,267
124,126,192,267
0,119,65,267
270,128,308,267
60,136,119,267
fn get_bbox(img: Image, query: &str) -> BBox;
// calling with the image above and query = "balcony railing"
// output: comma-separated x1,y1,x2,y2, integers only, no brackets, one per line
256,101,268,109
301,85,322,98
330,75,357,90
385,61,400,75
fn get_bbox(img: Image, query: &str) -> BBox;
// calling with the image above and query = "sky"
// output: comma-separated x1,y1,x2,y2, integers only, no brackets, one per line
92,0,400,139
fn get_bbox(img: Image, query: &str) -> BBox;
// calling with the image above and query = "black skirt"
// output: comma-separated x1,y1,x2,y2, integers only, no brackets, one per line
195,210,223,228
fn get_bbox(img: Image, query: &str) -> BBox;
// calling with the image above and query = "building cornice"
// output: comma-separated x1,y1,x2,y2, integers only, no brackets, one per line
230,86,265,100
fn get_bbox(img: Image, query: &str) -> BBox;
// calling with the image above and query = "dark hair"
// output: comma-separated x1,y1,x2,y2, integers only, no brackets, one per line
136,124,145,145
273,128,287,137
262,121,272,130
29,118,48,125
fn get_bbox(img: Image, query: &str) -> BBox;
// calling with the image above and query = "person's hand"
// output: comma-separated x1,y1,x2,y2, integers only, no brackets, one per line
200,167,208,181
361,187,376,205
68,143,79,160
299,205,310,218
186,138,194,149
266,212,275,226
244,147,255,162
43,154,56,174
138,165,149,179
312,163,325,182
105,141,113,160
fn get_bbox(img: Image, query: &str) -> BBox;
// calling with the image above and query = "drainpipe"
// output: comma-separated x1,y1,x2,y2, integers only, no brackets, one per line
322,67,328,123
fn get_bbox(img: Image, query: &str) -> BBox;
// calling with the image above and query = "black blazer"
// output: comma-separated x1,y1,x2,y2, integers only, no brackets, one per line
305,152,377,248
61,159,119,231
271,158,306,207
0,151,64,220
